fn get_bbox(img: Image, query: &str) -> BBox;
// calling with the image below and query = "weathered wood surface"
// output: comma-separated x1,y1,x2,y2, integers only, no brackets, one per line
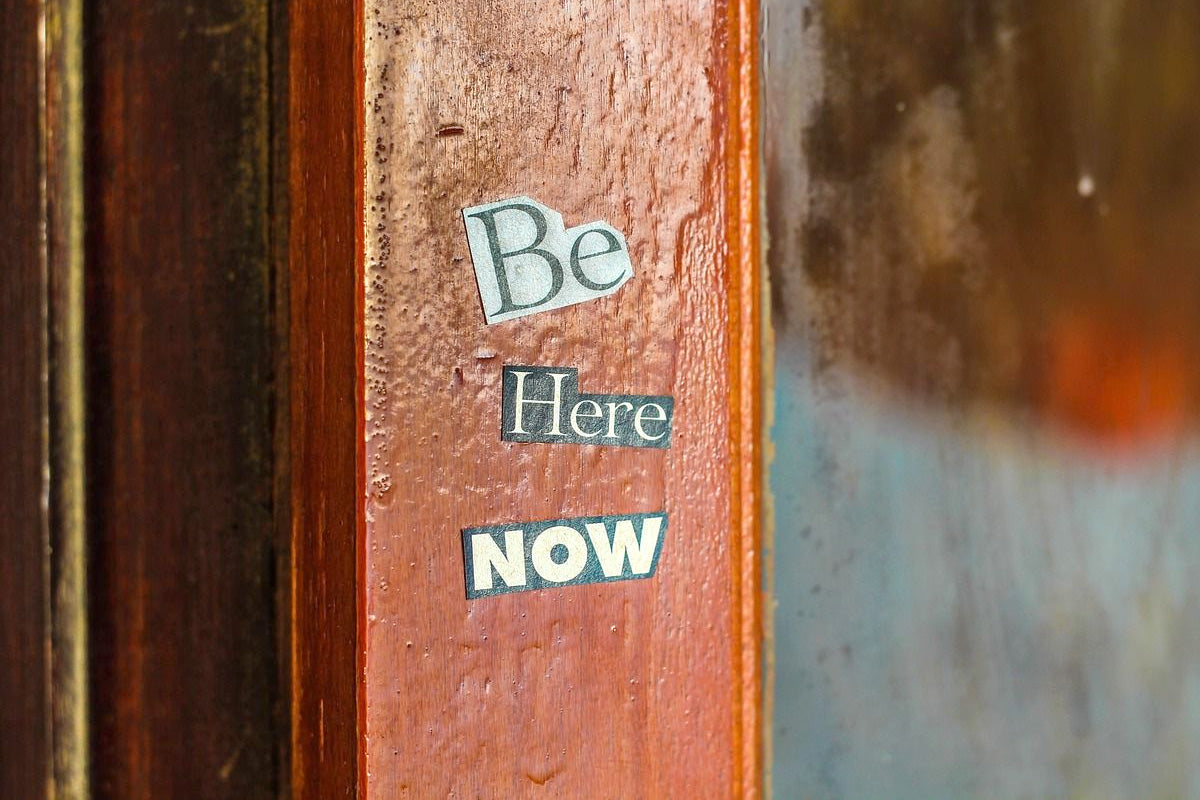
85,1,279,796
766,1,1200,796
0,0,51,794
361,1,760,796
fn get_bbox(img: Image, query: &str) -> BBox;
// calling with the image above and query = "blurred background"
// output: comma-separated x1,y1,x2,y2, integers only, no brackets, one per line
766,1,1200,796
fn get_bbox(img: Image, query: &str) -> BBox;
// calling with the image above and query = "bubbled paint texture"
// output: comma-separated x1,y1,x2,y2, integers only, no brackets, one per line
363,1,736,795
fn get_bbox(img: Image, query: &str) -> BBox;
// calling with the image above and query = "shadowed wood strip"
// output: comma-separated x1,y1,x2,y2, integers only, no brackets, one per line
46,0,90,794
85,1,278,796
0,0,52,793
360,1,762,795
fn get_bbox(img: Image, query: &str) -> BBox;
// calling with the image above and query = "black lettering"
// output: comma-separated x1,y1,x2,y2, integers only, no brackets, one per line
501,365,673,449
569,227,624,291
467,203,564,315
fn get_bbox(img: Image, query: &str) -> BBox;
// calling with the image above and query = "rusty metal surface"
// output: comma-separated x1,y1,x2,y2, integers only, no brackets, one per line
766,1,1200,796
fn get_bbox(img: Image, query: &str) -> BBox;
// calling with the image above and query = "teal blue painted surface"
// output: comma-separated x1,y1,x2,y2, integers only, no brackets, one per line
769,346,1200,798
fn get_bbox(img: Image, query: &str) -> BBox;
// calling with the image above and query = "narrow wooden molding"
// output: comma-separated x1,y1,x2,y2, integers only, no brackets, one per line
43,0,91,795
729,0,765,795
286,0,361,796
285,2,763,795
0,0,82,794
357,0,764,795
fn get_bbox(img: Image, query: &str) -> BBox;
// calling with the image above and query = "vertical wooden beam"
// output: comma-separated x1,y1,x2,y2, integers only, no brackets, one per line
358,1,763,795
0,0,52,794
2,1,90,794
286,0,360,796
84,1,279,796
731,0,765,793
45,0,90,794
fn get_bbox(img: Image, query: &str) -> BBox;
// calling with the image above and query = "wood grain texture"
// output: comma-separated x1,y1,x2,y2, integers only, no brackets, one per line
45,0,90,792
286,0,361,796
0,0,51,794
84,1,278,796
730,0,765,789
766,1,1200,796
361,1,760,796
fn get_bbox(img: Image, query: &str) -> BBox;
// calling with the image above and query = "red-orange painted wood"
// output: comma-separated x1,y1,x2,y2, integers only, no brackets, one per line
358,1,761,795
287,0,361,797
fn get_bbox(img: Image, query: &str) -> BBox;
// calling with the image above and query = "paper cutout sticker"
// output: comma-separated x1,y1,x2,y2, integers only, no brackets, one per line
462,511,666,599
501,365,674,449
462,196,634,324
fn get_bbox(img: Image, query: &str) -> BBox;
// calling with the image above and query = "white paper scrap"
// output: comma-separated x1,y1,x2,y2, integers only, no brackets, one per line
462,196,634,325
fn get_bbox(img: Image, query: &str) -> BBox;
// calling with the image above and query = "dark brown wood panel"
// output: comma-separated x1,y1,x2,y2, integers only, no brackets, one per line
285,0,360,797
84,1,278,797
0,0,51,795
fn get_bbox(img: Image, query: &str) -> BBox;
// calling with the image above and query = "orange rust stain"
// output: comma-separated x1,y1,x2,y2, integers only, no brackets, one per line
1043,310,1190,445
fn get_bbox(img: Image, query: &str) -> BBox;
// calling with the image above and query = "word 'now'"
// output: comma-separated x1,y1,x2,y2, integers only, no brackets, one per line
462,512,667,599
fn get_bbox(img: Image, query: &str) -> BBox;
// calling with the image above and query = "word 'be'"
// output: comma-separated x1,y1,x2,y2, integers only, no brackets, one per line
462,196,633,324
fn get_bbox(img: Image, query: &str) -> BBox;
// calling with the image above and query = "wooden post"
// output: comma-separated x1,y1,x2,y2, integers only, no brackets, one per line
287,0,763,795
338,0,761,795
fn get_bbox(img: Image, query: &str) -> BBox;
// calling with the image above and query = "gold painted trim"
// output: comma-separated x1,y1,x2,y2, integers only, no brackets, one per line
43,0,90,795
